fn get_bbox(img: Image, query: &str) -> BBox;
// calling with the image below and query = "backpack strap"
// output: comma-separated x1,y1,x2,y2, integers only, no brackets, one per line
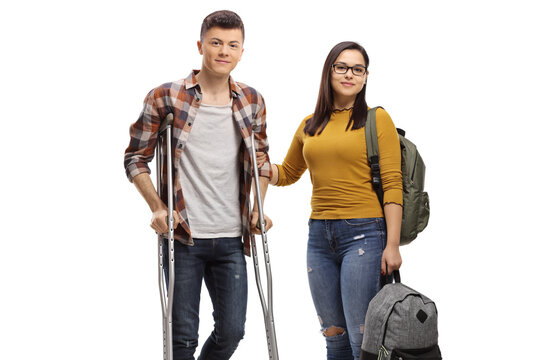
365,107,384,207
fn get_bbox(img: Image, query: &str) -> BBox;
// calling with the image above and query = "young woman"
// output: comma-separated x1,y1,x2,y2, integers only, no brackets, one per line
260,41,403,359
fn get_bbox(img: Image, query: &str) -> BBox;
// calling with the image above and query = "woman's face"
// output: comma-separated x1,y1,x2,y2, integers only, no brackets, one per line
330,49,368,107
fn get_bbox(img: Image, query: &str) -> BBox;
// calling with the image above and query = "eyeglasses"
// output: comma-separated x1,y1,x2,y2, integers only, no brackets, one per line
332,64,367,76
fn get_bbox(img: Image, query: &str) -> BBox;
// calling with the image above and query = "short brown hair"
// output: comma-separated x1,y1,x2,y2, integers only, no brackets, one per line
200,10,245,41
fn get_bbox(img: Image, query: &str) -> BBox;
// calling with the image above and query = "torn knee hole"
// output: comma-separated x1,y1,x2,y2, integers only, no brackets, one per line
323,326,345,337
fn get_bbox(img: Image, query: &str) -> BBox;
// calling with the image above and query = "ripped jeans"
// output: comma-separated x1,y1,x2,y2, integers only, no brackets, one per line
307,218,386,360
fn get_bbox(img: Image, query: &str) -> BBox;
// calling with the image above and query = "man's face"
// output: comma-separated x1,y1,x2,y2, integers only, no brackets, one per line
198,27,244,76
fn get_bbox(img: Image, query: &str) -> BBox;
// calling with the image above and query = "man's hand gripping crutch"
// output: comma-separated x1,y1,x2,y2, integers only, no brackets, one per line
249,132,279,360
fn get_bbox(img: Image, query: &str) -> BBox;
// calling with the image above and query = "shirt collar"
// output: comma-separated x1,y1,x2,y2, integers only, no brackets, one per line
185,70,242,99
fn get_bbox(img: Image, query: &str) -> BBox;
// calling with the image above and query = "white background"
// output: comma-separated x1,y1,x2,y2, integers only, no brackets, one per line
1,0,539,359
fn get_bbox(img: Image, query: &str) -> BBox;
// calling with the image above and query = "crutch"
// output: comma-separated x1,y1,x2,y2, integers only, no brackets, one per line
249,132,279,360
156,113,175,360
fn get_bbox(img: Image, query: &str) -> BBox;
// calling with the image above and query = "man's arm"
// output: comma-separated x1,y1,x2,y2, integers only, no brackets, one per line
125,86,180,235
132,173,180,235
250,176,272,234
250,93,272,233
251,176,269,212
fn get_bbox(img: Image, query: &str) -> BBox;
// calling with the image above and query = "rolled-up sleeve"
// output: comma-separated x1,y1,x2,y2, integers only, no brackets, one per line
124,88,164,182
252,94,272,179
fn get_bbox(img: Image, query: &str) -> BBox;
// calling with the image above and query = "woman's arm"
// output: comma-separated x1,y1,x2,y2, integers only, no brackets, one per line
376,108,403,275
270,164,278,185
256,153,278,184
256,117,310,186
381,203,402,275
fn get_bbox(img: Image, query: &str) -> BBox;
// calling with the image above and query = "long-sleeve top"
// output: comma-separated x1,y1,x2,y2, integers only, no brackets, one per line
276,107,402,219
124,70,271,255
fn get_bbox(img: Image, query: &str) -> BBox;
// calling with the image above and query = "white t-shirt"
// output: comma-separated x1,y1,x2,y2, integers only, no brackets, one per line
178,101,243,238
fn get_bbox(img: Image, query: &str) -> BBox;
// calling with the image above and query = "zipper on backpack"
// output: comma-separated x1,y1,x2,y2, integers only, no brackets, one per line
378,345,389,360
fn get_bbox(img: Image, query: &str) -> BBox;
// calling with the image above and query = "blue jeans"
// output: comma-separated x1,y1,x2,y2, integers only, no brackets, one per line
163,237,247,360
307,218,386,360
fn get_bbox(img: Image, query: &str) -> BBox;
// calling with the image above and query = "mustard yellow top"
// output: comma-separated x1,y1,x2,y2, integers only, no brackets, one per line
276,108,403,219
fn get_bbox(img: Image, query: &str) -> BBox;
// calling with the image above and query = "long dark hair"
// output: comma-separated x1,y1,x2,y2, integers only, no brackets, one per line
304,41,370,136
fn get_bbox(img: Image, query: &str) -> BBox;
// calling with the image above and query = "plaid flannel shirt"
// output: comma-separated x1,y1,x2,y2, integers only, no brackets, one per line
124,71,271,255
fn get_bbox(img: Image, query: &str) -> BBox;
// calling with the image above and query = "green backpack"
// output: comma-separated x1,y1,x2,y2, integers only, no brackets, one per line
365,107,430,245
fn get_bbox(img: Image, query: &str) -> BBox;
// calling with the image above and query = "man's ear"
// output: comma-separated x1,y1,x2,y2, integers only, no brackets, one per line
197,40,203,55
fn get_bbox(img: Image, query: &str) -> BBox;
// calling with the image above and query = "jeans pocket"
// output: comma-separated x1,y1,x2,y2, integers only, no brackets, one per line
344,218,378,226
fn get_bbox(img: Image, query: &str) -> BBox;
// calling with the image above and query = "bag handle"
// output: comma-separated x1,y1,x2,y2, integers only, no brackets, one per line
365,107,384,207
381,269,401,287
365,107,382,160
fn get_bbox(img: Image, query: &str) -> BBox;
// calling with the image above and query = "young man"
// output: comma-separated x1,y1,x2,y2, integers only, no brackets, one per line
124,10,272,360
